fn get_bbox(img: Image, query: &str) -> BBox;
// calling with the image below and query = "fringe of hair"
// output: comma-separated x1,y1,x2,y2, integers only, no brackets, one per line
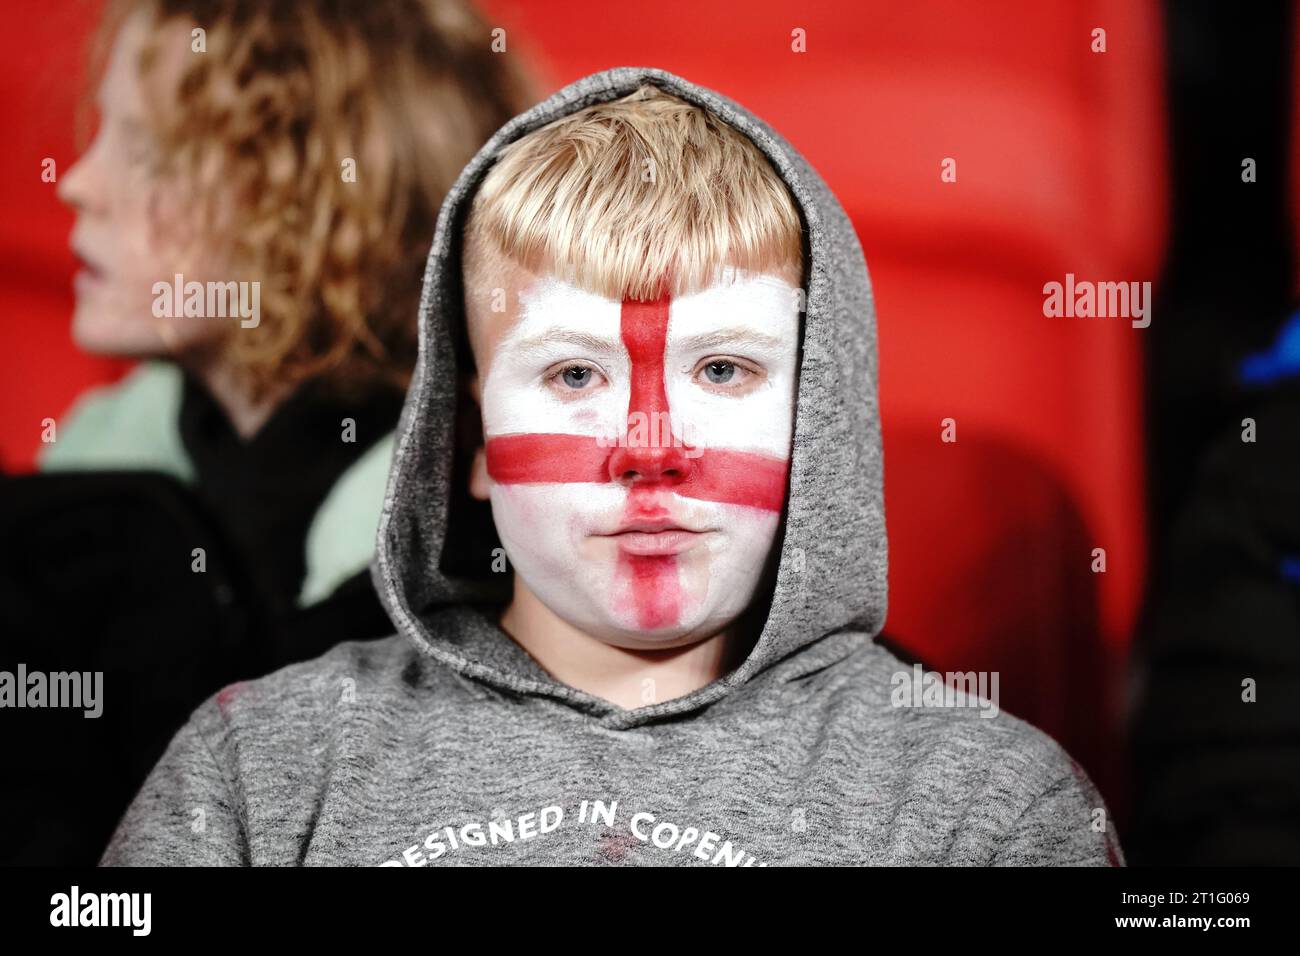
464,85,803,305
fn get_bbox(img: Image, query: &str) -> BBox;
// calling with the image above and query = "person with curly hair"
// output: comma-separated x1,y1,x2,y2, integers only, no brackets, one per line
6,0,534,864
46,0,532,607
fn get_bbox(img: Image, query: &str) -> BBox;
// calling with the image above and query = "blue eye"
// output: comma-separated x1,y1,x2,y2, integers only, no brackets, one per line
703,361,735,384
561,366,593,388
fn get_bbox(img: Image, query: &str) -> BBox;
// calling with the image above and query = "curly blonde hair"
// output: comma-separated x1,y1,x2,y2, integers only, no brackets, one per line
96,0,534,402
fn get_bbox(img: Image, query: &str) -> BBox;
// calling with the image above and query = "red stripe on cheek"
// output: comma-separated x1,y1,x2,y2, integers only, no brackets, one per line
674,449,788,512
484,433,610,484
484,438,788,512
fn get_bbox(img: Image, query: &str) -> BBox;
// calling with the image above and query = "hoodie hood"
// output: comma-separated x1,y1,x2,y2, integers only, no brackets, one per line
105,70,1122,868
373,66,886,725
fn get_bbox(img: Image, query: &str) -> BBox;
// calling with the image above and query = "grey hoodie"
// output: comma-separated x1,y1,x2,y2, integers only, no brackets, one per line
101,67,1122,867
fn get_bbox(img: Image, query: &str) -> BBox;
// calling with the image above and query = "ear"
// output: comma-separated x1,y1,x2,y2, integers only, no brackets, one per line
469,448,490,501
467,374,491,502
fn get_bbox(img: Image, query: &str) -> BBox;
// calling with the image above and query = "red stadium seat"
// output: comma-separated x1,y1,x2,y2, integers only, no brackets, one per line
480,0,1167,807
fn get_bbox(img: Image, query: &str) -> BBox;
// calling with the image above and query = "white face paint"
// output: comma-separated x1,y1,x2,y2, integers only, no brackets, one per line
479,267,800,648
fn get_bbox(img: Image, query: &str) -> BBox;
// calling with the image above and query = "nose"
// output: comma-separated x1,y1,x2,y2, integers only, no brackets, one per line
57,151,86,206
607,440,696,488
58,153,94,213
57,130,107,213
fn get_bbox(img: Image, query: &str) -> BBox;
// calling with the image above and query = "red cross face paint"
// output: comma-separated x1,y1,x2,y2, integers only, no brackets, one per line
480,268,800,648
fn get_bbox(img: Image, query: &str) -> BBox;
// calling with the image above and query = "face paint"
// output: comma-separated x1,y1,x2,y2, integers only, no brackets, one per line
480,268,800,648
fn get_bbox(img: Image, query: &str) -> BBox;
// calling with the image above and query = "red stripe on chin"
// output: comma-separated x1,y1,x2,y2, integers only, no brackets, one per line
619,553,680,630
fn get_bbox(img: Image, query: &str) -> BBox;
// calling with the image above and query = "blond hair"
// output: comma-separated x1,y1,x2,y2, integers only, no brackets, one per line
463,85,803,307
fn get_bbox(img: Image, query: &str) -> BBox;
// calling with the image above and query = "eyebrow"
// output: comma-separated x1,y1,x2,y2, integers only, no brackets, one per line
96,108,151,140
671,327,786,353
502,325,788,358
505,328,623,357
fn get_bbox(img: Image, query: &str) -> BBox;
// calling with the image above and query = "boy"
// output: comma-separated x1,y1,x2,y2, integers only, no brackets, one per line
103,68,1122,866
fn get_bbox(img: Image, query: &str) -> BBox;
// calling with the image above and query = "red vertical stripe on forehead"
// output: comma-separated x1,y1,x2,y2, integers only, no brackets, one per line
484,292,789,513
620,295,672,423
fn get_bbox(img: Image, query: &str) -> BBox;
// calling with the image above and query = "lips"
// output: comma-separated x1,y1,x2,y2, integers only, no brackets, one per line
70,243,107,293
612,529,704,556
596,519,709,556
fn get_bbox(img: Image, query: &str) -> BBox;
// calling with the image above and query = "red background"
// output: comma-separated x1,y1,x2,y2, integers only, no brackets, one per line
1,0,1167,815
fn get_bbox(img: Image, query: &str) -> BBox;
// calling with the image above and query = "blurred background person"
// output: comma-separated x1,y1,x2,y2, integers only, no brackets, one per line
1123,0,1299,865
1,0,534,864
1129,309,1300,864
48,0,533,615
